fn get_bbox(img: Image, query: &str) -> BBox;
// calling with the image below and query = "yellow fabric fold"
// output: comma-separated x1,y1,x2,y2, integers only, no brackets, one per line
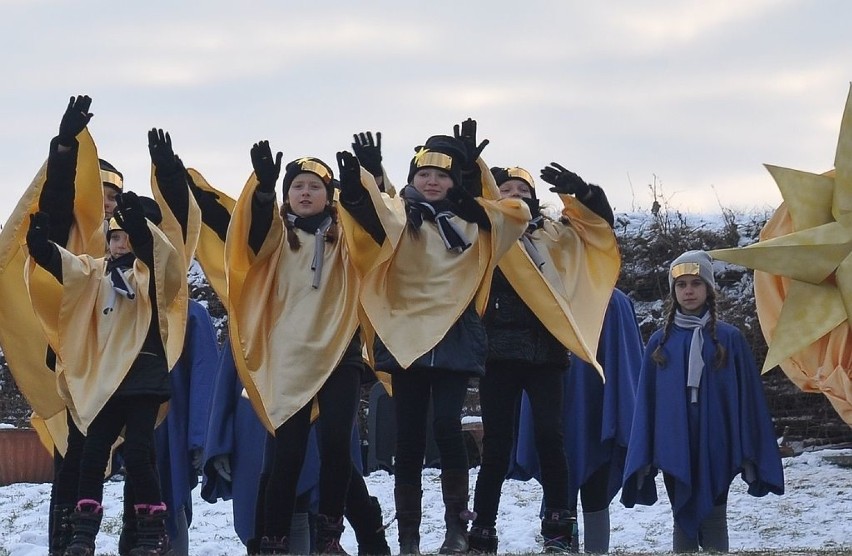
225,175,361,432
0,129,105,453
186,169,235,305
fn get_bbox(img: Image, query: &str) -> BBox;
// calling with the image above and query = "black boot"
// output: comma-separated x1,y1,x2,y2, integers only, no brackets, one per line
316,514,349,555
64,500,104,556
49,503,75,556
346,496,391,556
438,471,474,555
258,536,289,555
118,510,138,555
468,526,498,554
394,484,422,555
128,503,173,556
541,508,577,554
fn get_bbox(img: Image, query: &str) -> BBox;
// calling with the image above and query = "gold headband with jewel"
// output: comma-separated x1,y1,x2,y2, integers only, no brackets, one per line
296,158,332,184
671,262,702,280
507,167,535,187
413,148,453,171
101,170,124,191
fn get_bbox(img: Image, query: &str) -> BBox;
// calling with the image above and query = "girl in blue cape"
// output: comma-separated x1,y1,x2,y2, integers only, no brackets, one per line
621,250,784,552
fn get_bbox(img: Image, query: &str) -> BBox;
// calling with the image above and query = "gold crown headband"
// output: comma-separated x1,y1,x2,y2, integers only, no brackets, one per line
100,170,123,190
296,158,332,184
671,262,702,280
107,217,123,233
413,148,453,171
507,167,535,187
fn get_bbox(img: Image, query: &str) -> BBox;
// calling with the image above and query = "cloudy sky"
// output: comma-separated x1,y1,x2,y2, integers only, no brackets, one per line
2,0,850,223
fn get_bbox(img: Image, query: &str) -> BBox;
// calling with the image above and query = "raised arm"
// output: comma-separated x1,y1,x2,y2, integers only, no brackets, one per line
247,140,283,254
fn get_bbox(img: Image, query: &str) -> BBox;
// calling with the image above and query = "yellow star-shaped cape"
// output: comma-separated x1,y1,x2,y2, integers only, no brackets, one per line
711,84,852,425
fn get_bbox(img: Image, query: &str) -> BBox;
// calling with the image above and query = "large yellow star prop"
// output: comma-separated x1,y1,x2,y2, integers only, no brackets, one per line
711,84,852,425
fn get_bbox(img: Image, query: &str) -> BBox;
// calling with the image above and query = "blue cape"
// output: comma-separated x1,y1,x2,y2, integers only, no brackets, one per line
621,318,784,537
155,299,219,537
509,290,643,507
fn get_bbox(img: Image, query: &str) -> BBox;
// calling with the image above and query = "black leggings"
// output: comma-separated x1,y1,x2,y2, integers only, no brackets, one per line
261,363,361,537
392,367,470,487
76,395,162,505
473,361,568,528
53,409,87,506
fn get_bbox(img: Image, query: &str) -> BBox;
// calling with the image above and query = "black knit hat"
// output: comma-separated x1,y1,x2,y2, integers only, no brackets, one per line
407,135,467,187
491,166,536,199
99,159,123,192
281,157,335,201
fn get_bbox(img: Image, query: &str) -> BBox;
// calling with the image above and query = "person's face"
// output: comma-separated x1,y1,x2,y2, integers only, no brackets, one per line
411,167,454,202
108,230,132,258
287,173,329,217
674,275,708,315
103,186,119,219
498,178,533,200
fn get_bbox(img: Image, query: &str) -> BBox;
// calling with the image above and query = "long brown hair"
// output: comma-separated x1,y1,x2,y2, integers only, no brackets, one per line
651,286,727,368
280,202,339,251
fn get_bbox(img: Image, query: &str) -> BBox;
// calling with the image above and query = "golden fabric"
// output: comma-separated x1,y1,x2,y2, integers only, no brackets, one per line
186,169,235,304
339,161,530,370
25,224,185,433
752,205,852,424
150,165,202,365
710,84,852,425
225,175,361,432
481,170,620,376
0,129,105,451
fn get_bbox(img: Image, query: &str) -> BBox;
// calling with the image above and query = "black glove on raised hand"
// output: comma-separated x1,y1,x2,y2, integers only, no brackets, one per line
336,151,366,202
351,131,383,177
57,95,93,146
540,162,591,198
446,184,491,231
250,140,283,194
453,117,489,168
148,128,181,175
26,212,53,263
114,191,150,243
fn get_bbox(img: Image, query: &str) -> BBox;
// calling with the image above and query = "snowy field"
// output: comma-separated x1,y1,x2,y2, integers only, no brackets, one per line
2,447,851,555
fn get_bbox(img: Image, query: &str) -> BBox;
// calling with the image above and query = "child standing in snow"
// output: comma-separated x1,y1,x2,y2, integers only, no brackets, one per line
621,250,784,553
26,191,187,556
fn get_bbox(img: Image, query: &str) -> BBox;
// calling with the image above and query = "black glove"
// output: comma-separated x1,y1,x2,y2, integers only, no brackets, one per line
250,141,283,193
336,151,366,202
453,118,489,168
57,95,93,146
114,191,149,242
351,131,383,177
540,162,591,198
26,212,53,263
148,128,180,175
446,184,491,231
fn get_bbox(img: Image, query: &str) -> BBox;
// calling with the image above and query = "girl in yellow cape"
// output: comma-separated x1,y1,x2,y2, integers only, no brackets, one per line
335,119,530,555
25,191,186,556
469,164,620,554
225,142,367,555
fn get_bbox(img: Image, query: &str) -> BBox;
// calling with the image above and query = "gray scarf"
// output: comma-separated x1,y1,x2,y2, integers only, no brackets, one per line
673,310,711,403
521,216,546,269
286,213,333,289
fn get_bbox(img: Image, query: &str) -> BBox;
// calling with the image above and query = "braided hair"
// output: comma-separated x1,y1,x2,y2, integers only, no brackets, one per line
651,286,727,368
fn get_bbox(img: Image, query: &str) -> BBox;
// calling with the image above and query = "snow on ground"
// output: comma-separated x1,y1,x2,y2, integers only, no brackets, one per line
2,448,851,555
